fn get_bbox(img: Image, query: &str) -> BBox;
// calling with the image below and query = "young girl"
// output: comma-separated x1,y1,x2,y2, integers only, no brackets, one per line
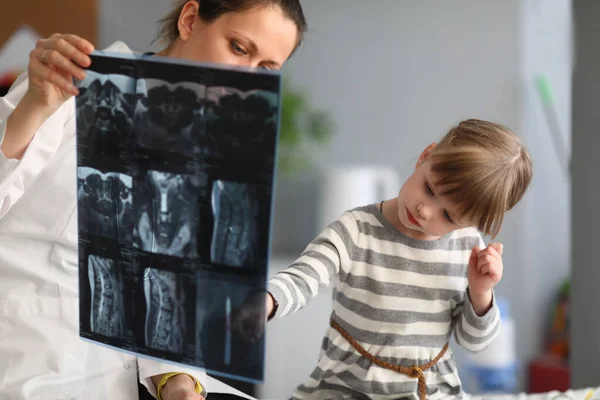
239,119,532,400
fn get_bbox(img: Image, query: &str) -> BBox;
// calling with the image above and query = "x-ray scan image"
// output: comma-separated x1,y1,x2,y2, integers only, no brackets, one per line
75,52,281,382
77,167,134,242
76,72,135,157
133,80,205,153
88,255,126,337
203,87,278,162
196,275,265,379
210,181,259,268
144,268,188,353
134,170,200,259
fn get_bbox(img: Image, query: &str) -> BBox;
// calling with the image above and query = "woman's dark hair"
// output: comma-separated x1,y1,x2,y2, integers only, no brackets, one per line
157,0,307,49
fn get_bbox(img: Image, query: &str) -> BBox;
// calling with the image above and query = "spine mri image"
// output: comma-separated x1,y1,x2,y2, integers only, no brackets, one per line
203,86,278,163
77,166,134,242
144,268,188,353
74,52,281,382
134,170,200,259
133,79,205,154
88,255,126,338
75,71,136,159
210,180,259,268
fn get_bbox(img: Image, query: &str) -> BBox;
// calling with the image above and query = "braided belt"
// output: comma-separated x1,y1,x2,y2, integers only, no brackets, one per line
330,319,449,400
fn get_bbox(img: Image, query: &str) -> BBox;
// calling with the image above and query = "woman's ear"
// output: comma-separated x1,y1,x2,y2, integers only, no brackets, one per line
178,0,200,41
416,142,437,168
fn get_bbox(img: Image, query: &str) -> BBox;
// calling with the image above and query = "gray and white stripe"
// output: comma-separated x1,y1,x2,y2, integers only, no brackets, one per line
268,204,500,400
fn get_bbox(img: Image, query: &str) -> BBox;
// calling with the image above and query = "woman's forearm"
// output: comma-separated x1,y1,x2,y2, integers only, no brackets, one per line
2,91,59,160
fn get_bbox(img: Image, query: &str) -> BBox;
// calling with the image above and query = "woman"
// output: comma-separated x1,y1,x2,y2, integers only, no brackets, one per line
0,1,306,399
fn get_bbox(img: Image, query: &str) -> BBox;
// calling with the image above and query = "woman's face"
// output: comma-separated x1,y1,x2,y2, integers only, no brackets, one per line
168,2,299,70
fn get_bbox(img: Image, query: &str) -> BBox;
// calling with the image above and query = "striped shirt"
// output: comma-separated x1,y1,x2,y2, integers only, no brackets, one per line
267,204,501,400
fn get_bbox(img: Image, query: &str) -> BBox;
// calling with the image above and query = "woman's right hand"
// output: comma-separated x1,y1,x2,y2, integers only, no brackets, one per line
27,33,95,109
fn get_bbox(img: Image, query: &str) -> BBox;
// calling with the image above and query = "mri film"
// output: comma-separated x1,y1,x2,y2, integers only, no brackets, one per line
134,170,200,259
75,51,281,382
75,71,136,158
77,167,133,242
203,87,278,163
133,79,205,154
143,268,189,353
87,254,127,338
196,274,266,380
210,180,260,268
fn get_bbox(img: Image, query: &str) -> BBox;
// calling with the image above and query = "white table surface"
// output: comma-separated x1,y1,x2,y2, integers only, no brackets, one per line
468,387,600,400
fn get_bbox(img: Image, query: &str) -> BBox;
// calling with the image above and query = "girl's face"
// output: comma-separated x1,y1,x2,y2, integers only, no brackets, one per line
395,145,470,240
163,1,299,71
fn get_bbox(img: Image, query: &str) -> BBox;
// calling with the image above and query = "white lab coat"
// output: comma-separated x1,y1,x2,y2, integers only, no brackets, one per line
0,41,249,400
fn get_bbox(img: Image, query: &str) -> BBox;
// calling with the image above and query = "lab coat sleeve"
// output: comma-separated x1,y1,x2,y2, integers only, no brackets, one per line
0,72,73,220
137,357,210,398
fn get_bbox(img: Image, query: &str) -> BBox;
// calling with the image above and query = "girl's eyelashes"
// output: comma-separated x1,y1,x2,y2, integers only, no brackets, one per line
425,182,434,196
443,210,454,224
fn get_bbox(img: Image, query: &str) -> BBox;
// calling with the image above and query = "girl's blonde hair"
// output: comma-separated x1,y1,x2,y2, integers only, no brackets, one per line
429,119,532,238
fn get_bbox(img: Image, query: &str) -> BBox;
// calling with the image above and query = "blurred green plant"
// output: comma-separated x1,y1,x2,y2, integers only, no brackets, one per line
277,78,335,174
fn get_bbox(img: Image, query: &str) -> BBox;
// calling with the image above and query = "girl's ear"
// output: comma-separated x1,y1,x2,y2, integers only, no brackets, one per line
416,142,437,168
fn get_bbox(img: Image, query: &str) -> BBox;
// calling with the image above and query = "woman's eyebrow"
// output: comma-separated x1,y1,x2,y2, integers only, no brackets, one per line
231,30,281,68
231,31,258,52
